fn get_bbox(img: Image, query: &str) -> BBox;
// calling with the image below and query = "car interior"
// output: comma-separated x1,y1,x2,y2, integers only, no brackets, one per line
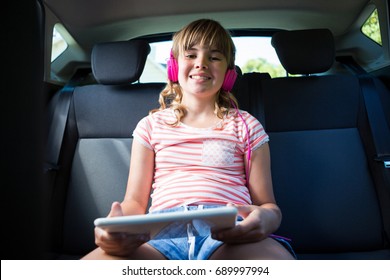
4,0,390,260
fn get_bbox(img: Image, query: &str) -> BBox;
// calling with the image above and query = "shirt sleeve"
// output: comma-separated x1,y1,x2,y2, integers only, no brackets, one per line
242,111,269,152
132,115,154,150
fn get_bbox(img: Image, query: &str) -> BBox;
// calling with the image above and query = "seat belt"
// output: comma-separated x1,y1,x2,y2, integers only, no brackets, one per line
44,68,90,173
359,75,390,169
235,72,271,129
359,75,390,243
337,56,390,168
43,69,90,254
337,56,390,242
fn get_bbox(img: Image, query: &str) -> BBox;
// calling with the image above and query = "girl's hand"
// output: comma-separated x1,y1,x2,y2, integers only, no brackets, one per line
211,204,278,244
94,202,150,257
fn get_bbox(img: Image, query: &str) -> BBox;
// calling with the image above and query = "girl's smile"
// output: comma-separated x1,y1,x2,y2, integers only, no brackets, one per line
189,74,211,81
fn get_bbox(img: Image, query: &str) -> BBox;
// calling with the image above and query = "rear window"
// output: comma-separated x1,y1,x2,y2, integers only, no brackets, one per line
139,36,285,83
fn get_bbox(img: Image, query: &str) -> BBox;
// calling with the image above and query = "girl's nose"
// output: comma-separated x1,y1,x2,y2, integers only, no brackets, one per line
195,54,208,69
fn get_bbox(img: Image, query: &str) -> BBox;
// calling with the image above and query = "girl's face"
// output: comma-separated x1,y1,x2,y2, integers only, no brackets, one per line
177,44,228,99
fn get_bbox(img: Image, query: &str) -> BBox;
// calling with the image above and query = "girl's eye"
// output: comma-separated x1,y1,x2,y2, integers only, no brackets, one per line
184,53,223,61
185,54,196,59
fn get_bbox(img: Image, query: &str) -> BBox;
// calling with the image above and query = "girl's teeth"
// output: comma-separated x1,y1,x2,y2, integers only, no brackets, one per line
191,75,209,80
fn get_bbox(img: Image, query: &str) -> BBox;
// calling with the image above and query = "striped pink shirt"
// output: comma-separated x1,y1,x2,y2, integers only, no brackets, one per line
133,108,269,211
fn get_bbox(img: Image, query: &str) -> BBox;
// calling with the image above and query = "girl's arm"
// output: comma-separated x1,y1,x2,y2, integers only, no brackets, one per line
121,139,155,215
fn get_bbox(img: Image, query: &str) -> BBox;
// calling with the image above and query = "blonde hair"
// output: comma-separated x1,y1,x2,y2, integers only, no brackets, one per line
151,19,239,125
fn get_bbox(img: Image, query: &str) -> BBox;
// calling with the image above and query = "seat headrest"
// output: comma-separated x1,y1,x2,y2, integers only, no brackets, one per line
271,29,335,75
91,40,151,85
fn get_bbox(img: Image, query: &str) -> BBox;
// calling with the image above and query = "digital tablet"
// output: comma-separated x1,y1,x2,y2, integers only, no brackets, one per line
94,206,238,239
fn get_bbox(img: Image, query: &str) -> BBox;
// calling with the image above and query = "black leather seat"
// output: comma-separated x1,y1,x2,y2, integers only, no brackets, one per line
260,29,390,259
46,40,165,258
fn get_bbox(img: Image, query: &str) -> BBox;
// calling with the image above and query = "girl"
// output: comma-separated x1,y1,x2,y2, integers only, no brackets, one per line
82,19,295,260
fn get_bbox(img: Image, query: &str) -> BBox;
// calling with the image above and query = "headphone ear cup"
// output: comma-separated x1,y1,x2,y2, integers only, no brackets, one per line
221,68,238,92
167,50,179,82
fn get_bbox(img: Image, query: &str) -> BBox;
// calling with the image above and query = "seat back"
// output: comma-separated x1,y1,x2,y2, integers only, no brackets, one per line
46,40,165,258
266,75,385,258
247,29,389,259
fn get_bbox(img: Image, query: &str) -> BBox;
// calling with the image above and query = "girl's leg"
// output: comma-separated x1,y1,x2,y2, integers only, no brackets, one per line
209,238,295,260
81,243,167,260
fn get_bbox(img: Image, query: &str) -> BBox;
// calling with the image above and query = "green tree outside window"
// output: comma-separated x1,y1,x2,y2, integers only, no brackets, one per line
361,9,382,46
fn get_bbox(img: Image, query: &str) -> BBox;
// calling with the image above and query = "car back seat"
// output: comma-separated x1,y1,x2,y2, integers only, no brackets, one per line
236,29,390,259
45,40,165,259
46,32,390,260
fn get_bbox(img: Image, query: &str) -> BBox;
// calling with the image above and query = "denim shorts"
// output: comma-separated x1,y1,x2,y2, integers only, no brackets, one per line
147,205,296,260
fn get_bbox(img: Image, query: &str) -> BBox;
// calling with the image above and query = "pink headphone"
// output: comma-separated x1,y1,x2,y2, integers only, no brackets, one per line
167,50,237,92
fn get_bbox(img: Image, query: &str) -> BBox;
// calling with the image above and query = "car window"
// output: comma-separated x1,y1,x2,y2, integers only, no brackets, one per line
235,37,286,77
361,8,382,46
139,36,285,83
51,24,68,62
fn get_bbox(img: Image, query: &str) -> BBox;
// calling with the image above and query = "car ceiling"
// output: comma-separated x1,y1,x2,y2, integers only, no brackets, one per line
43,0,370,51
